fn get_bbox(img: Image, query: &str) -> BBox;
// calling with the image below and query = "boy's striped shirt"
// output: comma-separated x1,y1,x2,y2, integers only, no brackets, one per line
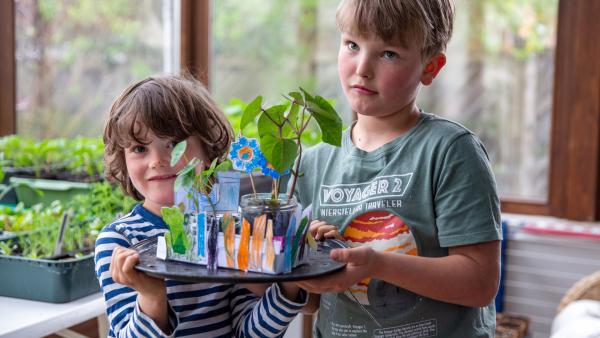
95,204,305,337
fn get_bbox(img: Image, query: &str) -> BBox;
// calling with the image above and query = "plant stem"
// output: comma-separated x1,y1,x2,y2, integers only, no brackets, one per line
249,172,257,198
288,140,303,199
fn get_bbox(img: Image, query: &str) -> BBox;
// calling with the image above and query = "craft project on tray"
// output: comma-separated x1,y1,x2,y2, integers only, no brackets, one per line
157,177,313,274
156,89,342,275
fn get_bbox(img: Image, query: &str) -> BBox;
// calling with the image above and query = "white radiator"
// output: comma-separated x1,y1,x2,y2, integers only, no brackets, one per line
501,214,600,338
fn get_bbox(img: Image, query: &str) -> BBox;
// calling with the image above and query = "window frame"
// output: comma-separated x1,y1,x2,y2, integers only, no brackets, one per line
1,0,598,221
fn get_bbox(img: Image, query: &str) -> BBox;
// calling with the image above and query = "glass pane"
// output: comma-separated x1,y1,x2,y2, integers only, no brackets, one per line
212,0,557,202
211,0,350,121
15,0,180,139
418,0,558,202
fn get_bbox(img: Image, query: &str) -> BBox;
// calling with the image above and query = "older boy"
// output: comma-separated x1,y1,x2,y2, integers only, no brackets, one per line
294,1,502,337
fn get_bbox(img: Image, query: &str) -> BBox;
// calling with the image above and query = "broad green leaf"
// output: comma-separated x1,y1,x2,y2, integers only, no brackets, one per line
240,96,263,131
302,89,342,146
288,91,304,106
264,104,288,126
260,135,297,173
257,113,280,140
171,141,187,167
300,87,315,103
285,102,300,135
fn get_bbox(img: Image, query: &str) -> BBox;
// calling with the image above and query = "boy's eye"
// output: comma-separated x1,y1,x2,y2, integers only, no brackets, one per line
347,41,359,51
382,51,398,60
132,145,147,153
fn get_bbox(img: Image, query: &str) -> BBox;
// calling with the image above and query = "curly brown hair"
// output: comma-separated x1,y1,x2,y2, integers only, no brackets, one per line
103,74,234,200
336,0,454,59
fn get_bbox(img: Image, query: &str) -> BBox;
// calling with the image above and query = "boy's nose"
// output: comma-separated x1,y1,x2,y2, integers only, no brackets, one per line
355,57,373,79
149,152,169,169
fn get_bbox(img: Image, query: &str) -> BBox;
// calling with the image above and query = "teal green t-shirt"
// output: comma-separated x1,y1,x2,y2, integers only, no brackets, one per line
293,113,502,338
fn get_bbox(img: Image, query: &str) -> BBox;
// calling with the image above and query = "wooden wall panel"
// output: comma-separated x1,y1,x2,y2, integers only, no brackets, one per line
180,0,210,86
0,0,16,136
548,0,600,221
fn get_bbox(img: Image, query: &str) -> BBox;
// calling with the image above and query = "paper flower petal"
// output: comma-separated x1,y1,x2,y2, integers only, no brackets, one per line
228,136,267,173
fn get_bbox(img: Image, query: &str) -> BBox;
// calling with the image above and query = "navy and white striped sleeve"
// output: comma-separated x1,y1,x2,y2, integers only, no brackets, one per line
94,225,177,338
230,283,307,337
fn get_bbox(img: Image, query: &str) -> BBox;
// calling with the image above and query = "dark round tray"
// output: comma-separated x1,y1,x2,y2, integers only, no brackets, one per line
132,237,347,283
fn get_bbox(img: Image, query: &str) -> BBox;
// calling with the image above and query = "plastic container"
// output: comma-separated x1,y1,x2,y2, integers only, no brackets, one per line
9,177,90,207
0,253,100,303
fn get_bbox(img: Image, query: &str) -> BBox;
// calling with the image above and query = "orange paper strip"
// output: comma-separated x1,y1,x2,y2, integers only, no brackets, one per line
250,214,266,271
265,219,275,272
237,218,251,271
224,213,235,268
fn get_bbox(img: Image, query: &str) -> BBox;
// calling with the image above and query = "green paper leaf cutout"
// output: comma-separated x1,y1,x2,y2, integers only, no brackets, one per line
161,206,188,254
220,212,233,232
171,141,187,167
240,96,263,131
172,232,187,254
291,216,309,265
165,231,172,251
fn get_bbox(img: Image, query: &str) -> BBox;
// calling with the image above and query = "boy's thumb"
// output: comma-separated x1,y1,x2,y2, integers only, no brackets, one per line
330,248,353,263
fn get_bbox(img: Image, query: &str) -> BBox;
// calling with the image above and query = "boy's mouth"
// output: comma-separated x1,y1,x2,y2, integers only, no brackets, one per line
351,84,377,95
148,174,177,181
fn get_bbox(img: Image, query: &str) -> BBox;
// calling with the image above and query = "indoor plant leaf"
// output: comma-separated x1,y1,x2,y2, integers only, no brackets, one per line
240,96,263,131
170,141,187,167
301,88,343,146
260,135,297,173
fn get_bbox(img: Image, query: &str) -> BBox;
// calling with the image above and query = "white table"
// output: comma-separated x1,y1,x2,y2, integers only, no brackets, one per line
0,293,107,338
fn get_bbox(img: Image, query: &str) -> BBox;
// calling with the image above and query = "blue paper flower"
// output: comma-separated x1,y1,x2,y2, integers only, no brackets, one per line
229,136,266,173
261,162,290,179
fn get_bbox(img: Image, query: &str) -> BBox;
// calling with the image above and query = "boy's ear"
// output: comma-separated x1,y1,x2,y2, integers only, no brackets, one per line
421,53,446,86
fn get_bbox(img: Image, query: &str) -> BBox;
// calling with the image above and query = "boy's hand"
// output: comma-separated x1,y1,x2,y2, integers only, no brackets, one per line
296,246,376,294
110,246,170,331
310,220,343,241
110,246,165,296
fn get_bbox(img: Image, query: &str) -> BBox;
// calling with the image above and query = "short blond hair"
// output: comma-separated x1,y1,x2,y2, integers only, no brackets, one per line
336,0,454,59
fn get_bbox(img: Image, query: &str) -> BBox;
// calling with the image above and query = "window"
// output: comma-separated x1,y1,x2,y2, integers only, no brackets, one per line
211,0,351,122
418,0,558,202
2,0,599,220
14,0,180,139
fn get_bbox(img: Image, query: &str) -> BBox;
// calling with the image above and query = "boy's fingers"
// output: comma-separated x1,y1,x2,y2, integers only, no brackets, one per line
324,230,343,240
309,220,326,236
122,253,140,274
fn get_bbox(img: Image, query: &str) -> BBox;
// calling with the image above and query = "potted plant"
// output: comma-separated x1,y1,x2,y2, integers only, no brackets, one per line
0,135,104,206
0,182,136,302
